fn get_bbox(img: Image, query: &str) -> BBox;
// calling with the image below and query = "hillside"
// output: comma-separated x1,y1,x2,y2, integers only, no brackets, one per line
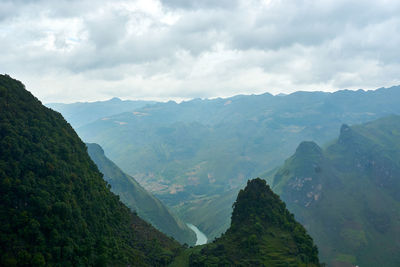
55,86,400,240
0,75,181,266
86,143,196,245
188,178,321,266
272,116,400,266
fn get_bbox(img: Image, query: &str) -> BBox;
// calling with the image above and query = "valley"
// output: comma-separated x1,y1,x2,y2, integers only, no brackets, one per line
48,86,400,266
50,85,400,243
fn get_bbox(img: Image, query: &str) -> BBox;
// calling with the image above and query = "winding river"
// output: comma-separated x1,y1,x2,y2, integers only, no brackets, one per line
187,223,208,245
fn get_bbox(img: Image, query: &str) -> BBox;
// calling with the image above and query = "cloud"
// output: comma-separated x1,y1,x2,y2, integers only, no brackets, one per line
161,0,239,10
1,0,400,102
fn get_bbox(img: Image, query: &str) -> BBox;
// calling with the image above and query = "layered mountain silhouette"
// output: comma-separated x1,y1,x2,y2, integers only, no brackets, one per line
51,85,400,241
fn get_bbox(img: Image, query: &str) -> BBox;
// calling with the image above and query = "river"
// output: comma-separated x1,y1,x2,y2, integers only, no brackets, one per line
187,223,208,245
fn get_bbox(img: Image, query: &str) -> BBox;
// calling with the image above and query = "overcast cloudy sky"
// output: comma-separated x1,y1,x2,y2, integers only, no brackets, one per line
1,0,400,102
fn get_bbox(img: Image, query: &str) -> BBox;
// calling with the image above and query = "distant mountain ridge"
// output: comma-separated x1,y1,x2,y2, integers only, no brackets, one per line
271,115,400,266
86,143,196,245
46,98,156,128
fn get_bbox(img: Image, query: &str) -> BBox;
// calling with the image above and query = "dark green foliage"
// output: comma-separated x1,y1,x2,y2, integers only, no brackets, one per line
0,75,181,266
86,143,196,245
272,116,400,266
188,178,320,266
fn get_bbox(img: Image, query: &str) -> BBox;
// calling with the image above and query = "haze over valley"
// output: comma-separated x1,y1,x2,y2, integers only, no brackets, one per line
48,85,400,266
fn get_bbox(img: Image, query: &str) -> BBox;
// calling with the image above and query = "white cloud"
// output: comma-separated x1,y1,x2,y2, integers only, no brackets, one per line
1,0,400,102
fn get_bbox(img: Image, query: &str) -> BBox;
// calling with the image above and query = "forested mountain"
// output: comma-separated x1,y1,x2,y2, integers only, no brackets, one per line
55,85,400,240
86,143,196,245
46,98,155,128
186,178,321,266
0,75,181,266
271,116,400,266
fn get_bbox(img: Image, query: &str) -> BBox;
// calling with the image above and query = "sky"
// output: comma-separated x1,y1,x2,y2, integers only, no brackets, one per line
1,0,400,103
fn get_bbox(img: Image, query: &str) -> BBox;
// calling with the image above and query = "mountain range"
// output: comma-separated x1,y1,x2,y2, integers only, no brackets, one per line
46,98,156,128
50,85,400,242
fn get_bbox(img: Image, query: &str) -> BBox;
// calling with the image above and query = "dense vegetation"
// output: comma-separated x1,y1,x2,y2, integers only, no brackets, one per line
86,143,196,245
272,116,400,266
52,86,400,240
0,75,181,266
188,178,320,266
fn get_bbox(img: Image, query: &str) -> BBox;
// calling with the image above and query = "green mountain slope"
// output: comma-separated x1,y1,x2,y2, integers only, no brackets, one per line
0,75,181,266
86,143,196,245
272,116,400,266
188,178,321,266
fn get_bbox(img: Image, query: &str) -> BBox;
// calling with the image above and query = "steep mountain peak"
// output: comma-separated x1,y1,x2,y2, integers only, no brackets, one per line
295,141,323,157
189,178,321,266
231,178,283,227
